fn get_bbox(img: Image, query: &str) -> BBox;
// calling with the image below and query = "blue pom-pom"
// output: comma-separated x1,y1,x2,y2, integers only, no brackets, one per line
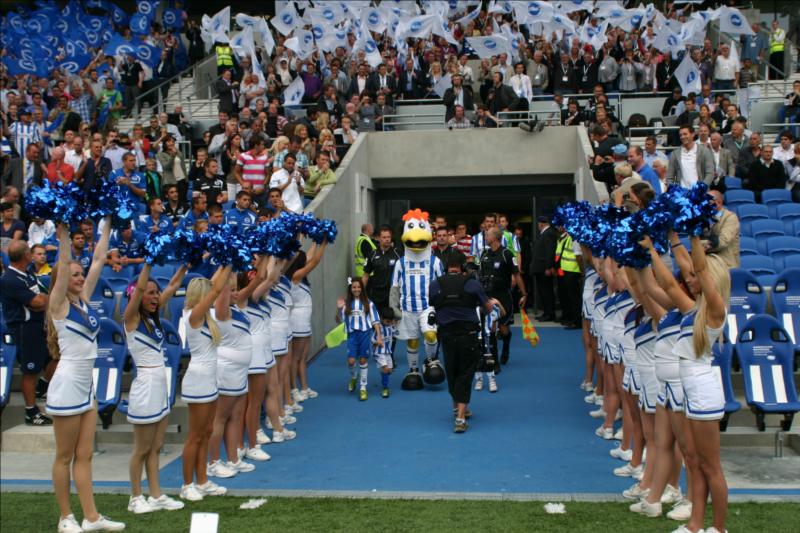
264,216,302,259
202,225,253,271
85,179,138,229
306,218,338,244
143,230,173,266
659,183,717,236
172,228,205,267
24,183,59,221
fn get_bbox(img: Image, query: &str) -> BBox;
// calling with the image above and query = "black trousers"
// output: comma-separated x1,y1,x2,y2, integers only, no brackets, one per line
534,273,555,317
557,272,582,325
441,331,482,404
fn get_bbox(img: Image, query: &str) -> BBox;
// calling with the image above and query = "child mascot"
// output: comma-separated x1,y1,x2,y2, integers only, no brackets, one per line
389,209,445,390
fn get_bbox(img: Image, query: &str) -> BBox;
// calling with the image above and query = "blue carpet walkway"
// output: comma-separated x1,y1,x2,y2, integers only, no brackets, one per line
159,326,634,495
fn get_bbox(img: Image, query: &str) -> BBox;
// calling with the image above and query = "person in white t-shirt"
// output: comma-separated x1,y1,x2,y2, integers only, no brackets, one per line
773,131,795,163
268,152,305,213
713,44,739,91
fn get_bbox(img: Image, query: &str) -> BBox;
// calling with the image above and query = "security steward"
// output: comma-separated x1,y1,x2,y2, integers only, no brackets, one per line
354,223,377,278
429,252,502,433
215,41,235,76
554,224,583,329
478,227,527,367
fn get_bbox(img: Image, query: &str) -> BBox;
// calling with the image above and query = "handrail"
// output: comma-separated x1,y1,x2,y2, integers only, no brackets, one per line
395,98,444,105
134,53,217,121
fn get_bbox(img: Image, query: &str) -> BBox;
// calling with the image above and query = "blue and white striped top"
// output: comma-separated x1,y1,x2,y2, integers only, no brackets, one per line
218,307,252,352
373,323,396,355
391,256,444,313
340,298,380,333
245,298,267,335
634,316,658,365
291,278,312,309
9,121,42,160
53,300,100,361
673,308,725,365
653,309,683,364
127,317,164,367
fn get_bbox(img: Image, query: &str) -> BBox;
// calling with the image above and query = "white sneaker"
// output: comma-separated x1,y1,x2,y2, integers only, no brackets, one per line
195,480,227,496
147,494,184,511
580,381,594,391
302,387,318,399
281,414,297,425
245,446,271,461
207,459,236,478
237,447,246,461
58,514,82,533
705,528,727,533
584,392,599,403
227,459,255,473
266,417,274,429
622,482,649,500
474,378,484,391
614,462,644,478
615,409,623,421
595,425,614,439
256,428,271,445
127,494,154,514
589,408,607,418
629,499,662,517
670,526,696,533
488,377,498,393
667,500,693,521
81,515,126,531
272,429,297,442
610,446,633,461
283,404,295,414
613,428,623,440
289,402,303,412
661,484,683,505
292,388,306,403
179,483,204,501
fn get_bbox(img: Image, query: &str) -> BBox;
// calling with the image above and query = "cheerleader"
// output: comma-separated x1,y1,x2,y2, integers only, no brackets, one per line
373,308,397,398
588,269,610,416
270,274,302,419
287,239,328,404
336,278,383,400
46,218,125,532
207,268,262,477
124,263,187,514
179,264,233,502
580,249,601,393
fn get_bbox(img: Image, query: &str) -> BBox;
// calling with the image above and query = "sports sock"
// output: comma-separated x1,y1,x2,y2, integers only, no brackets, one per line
487,370,495,378
381,372,390,388
406,345,419,370
36,377,49,394
359,363,368,389
501,331,512,356
424,340,438,360
474,372,483,381
349,363,357,379
25,405,39,417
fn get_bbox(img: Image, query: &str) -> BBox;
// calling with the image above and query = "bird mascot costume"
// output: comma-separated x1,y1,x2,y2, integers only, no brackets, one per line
390,209,445,389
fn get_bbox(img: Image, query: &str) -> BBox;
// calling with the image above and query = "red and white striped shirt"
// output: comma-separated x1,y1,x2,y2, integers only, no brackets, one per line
236,150,270,190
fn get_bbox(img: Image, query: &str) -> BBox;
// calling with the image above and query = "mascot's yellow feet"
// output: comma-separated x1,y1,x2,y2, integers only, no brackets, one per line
348,378,356,392
382,388,390,398
359,389,368,401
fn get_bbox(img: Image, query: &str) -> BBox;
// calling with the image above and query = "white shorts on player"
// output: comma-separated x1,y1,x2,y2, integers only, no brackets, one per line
396,307,436,340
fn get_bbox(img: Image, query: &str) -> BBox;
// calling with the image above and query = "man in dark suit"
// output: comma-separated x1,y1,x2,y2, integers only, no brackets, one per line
442,74,474,122
530,216,558,322
367,63,397,105
215,69,239,115
317,84,343,120
1,143,44,195
552,51,577,95
348,62,371,100
487,71,517,115
397,58,426,100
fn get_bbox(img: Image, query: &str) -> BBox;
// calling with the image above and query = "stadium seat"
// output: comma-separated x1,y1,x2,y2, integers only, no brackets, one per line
736,204,770,236
724,189,755,209
794,219,800,237
761,188,792,208
93,318,127,429
750,220,786,252
0,331,15,408
724,176,742,189
766,236,800,271
739,255,776,277
739,236,759,256
775,203,800,234
167,297,189,356
89,278,117,319
162,321,183,407
784,255,800,270
712,339,741,431
771,268,800,351
727,269,766,344
737,314,800,431
150,263,176,279
0,252,8,268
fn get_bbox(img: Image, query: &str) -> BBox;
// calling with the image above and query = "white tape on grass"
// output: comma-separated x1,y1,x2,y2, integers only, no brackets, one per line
239,498,269,510
544,502,566,514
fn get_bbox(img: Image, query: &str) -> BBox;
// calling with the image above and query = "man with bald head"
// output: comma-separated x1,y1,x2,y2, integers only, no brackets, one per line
0,241,54,425
702,189,740,268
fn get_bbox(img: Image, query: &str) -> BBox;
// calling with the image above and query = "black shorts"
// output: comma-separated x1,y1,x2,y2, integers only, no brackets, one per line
488,290,514,326
9,322,49,374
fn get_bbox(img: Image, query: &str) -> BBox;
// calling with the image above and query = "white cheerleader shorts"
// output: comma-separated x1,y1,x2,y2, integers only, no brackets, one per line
397,308,436,341
655,359,684,412
271,319,290,356
181,360,218,403
680,359,725,421
637,363,659,414
127,365,170,424
249,332,275,374
46,358,95,417
217,347,250,396
622,364,641,396
604,342,621,365
290,306,312,338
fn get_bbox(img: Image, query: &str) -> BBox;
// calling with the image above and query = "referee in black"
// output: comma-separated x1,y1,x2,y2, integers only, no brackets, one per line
478,227,527,366
362,224,402,316
0,240,53,425
429,252,502,433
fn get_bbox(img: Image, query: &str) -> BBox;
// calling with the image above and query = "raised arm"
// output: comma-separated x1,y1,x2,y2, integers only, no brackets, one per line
188,264,233,329
635,266,670,320
49,223,73,320
124,263,151,331
213,270,235,322
669,231,693,280
159,264,188,308
251,256,276,302
291,241,327,283
690,236,726,328
81,216,112,302
235,256,265,307
642,236,694,313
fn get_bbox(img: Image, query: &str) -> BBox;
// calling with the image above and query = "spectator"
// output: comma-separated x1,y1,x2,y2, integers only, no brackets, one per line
334,115,359,149
627,146,660,194
703,190,741,269
508,62,533,105
661,87,684,117
224,189,257,233
736,131,762,179
651,159,669,194
723,118,749,165
783,142,800,202
779,80,800,138
264,102,288,138
142,158,163,203
269,152,304,213
159,112,182,142
442,74,474,122
368,63,396,105
374,93,395,132
713,43,738,91
45,146,74,184
356,93,378,132
64,136,85,173
120,53,145,118
666,125,715,188
30,243,51,276
1,143,44,196
8,109,41,158
138,197,173,234
773,131,795,163
349,63,371,101
64,229,91,271
111,152,147,215
103,130,130,170
216,69,240,115
221,132,243,201
590,139,626,193
156,134,186,200
197,158,226,208
642,136,668,167
577,48,599,94
301,62,323,104
708,132,737,191
305,151,336,199
318,84,343,120
618,49,642,94
0,201,25,253
446,105,472,129
208,111,229,138
68,80,94,124
769,19,787,80
741,23,768,77
181,192,208,230
109,227,145,271
78,139,112,193
163,184,188,224
531,215,558,322
552,51,577,94
745,144,786,201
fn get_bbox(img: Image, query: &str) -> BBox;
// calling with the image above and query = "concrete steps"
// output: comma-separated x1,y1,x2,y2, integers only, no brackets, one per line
1,423,182,453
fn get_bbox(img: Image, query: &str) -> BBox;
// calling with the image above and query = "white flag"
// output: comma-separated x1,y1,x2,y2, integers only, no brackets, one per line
282,76,305,107
433,16,458,46
271,2,301,36
718,7,754,36
201,6,230,48
230,26,255,61
396,14,437,40
673,52,702,95
454,6,480,28
652,28,684,58
558,0,595,14
514,1,554,25
364,37,383,68
432,73,451,98
362,6,387,34
467,35,510,59
284,29,316,60
257,18,275,56
235,13,262,30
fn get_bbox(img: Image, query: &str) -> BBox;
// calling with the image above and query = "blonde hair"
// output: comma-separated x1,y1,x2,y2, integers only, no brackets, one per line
184,277,221,345
692,254,731,358
269,136,289,156
315,112,330,132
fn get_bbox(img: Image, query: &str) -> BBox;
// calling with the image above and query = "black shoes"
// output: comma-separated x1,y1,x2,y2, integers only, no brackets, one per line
26,412,53,426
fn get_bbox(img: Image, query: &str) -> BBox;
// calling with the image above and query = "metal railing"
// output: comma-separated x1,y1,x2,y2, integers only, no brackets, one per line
497,109,567,127
133,54,218,121
381,112,445,131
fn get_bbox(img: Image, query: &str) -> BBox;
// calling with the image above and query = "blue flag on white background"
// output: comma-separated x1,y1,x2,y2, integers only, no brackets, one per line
282,76,305,107
466,35,510,59
718,6,754,36
271,2,300,36
432,73,451,98
673,51,702,95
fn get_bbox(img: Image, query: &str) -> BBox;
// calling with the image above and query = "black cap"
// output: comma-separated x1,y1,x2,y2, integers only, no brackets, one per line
537,215,550,224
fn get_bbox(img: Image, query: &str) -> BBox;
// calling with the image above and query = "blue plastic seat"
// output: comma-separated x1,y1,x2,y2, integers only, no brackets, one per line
736,203,770,224
775,203,800,234
766,236,800,272
89,278,117,320
93,319,127,429
0,332,16,408
794,219,800,237
739,236,759,256
726,269,767,344
724,176,742,189
757,274,777,288
784,255,800,270
772,268,800,351
725,189,755,209
150,263,176,279
761,188,792,207
740,255,776,277
750,219,786,253
737,314,800,431
712,340,742,431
